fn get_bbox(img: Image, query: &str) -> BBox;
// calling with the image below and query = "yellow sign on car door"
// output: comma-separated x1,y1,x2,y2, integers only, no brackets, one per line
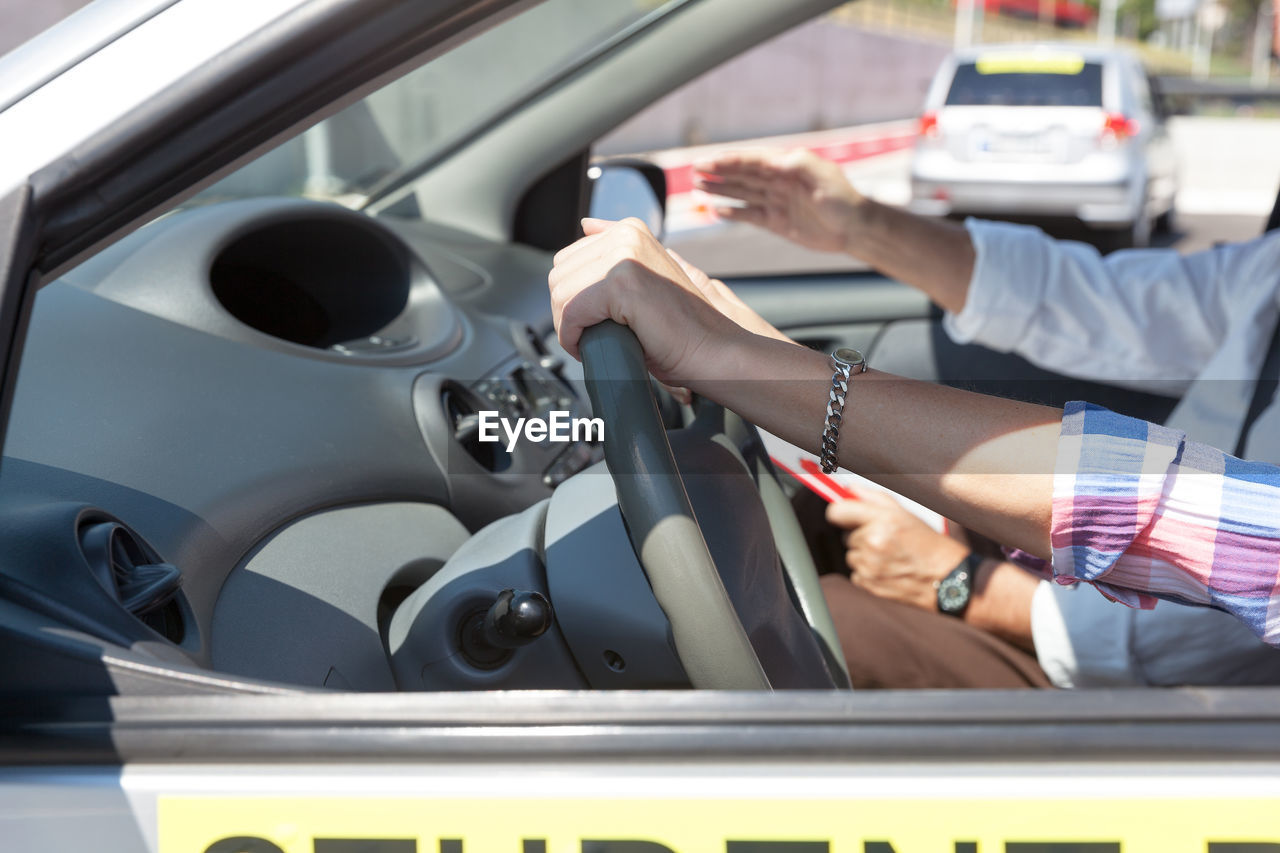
160,795,1280,852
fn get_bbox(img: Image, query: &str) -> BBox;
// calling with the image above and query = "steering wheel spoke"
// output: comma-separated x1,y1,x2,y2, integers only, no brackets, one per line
580,321,844,690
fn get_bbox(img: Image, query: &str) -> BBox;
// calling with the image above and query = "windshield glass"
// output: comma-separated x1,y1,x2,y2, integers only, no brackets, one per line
191,0,677,208
946,60,1103,108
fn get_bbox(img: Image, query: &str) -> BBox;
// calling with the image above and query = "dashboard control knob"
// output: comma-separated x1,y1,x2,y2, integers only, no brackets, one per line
483,589,552,648
458,589,553,669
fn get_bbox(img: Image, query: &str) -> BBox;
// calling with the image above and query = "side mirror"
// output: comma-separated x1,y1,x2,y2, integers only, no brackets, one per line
587,159,667,239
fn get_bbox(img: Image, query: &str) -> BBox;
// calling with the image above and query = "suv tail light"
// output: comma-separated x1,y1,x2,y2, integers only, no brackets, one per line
1102,113,1139,142
918,112,940,139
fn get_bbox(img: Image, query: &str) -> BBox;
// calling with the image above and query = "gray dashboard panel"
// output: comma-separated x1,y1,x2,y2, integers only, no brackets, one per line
5,281,454,647
212,501,470,690
728,273,933,330
0,199,567,676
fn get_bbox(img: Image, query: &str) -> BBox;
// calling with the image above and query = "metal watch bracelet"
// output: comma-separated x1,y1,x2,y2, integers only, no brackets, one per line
819,347,866,474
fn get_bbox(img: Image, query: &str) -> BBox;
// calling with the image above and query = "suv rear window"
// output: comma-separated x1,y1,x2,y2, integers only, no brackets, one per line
945,59,1103,107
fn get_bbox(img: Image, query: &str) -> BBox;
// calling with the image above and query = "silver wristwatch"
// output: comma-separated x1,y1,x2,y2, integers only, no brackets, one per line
819,347,866,474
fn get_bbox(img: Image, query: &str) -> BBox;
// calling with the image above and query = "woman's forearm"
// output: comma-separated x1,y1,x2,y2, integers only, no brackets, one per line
846,200,976,315
691,333,1059,558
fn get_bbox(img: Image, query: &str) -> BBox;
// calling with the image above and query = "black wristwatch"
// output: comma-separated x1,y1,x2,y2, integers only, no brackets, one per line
936,551,984,617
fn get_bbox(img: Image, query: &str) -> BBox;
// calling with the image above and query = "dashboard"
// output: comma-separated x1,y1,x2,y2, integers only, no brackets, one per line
0,198,610,691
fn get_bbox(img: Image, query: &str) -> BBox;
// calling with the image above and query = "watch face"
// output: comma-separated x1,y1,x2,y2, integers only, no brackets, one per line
937,572,972,614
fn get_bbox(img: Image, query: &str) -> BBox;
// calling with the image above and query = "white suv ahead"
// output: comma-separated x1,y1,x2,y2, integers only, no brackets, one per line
909,43,1178,248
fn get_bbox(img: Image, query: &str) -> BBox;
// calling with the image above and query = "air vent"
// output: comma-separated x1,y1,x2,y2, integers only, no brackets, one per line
79,521,186,643
210,218,410,348
442,382,509,473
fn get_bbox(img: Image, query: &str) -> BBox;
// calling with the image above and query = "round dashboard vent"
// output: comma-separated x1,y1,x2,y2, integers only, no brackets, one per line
210,218,410,349
441,382,509,473
79,521,186,642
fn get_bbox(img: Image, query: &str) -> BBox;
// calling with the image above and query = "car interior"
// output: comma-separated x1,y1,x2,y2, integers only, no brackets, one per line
0,0,1243,704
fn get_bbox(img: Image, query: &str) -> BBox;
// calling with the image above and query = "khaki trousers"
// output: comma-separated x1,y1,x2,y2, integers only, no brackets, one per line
820,575,1051,689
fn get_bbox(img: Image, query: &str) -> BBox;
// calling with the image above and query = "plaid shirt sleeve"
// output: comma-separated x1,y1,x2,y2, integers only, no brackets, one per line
1052,401,1280,647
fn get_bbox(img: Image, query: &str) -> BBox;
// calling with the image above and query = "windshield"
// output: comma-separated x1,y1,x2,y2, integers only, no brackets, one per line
191,0,677,208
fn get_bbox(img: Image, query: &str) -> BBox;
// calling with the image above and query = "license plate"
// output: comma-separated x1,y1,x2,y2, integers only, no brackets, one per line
971,130,1057,158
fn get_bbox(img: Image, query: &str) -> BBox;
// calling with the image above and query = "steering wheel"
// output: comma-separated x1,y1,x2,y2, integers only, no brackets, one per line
579,320,849,689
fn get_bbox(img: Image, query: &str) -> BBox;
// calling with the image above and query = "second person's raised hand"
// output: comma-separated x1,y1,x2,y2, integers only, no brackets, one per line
693,148,868,254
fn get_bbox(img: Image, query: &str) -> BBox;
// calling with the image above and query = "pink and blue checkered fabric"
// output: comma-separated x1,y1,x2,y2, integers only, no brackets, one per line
1052,402,1280,647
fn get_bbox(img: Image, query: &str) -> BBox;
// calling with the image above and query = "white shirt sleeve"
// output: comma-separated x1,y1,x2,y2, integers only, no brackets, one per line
1030,580,1137,688
945,219,1280,387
